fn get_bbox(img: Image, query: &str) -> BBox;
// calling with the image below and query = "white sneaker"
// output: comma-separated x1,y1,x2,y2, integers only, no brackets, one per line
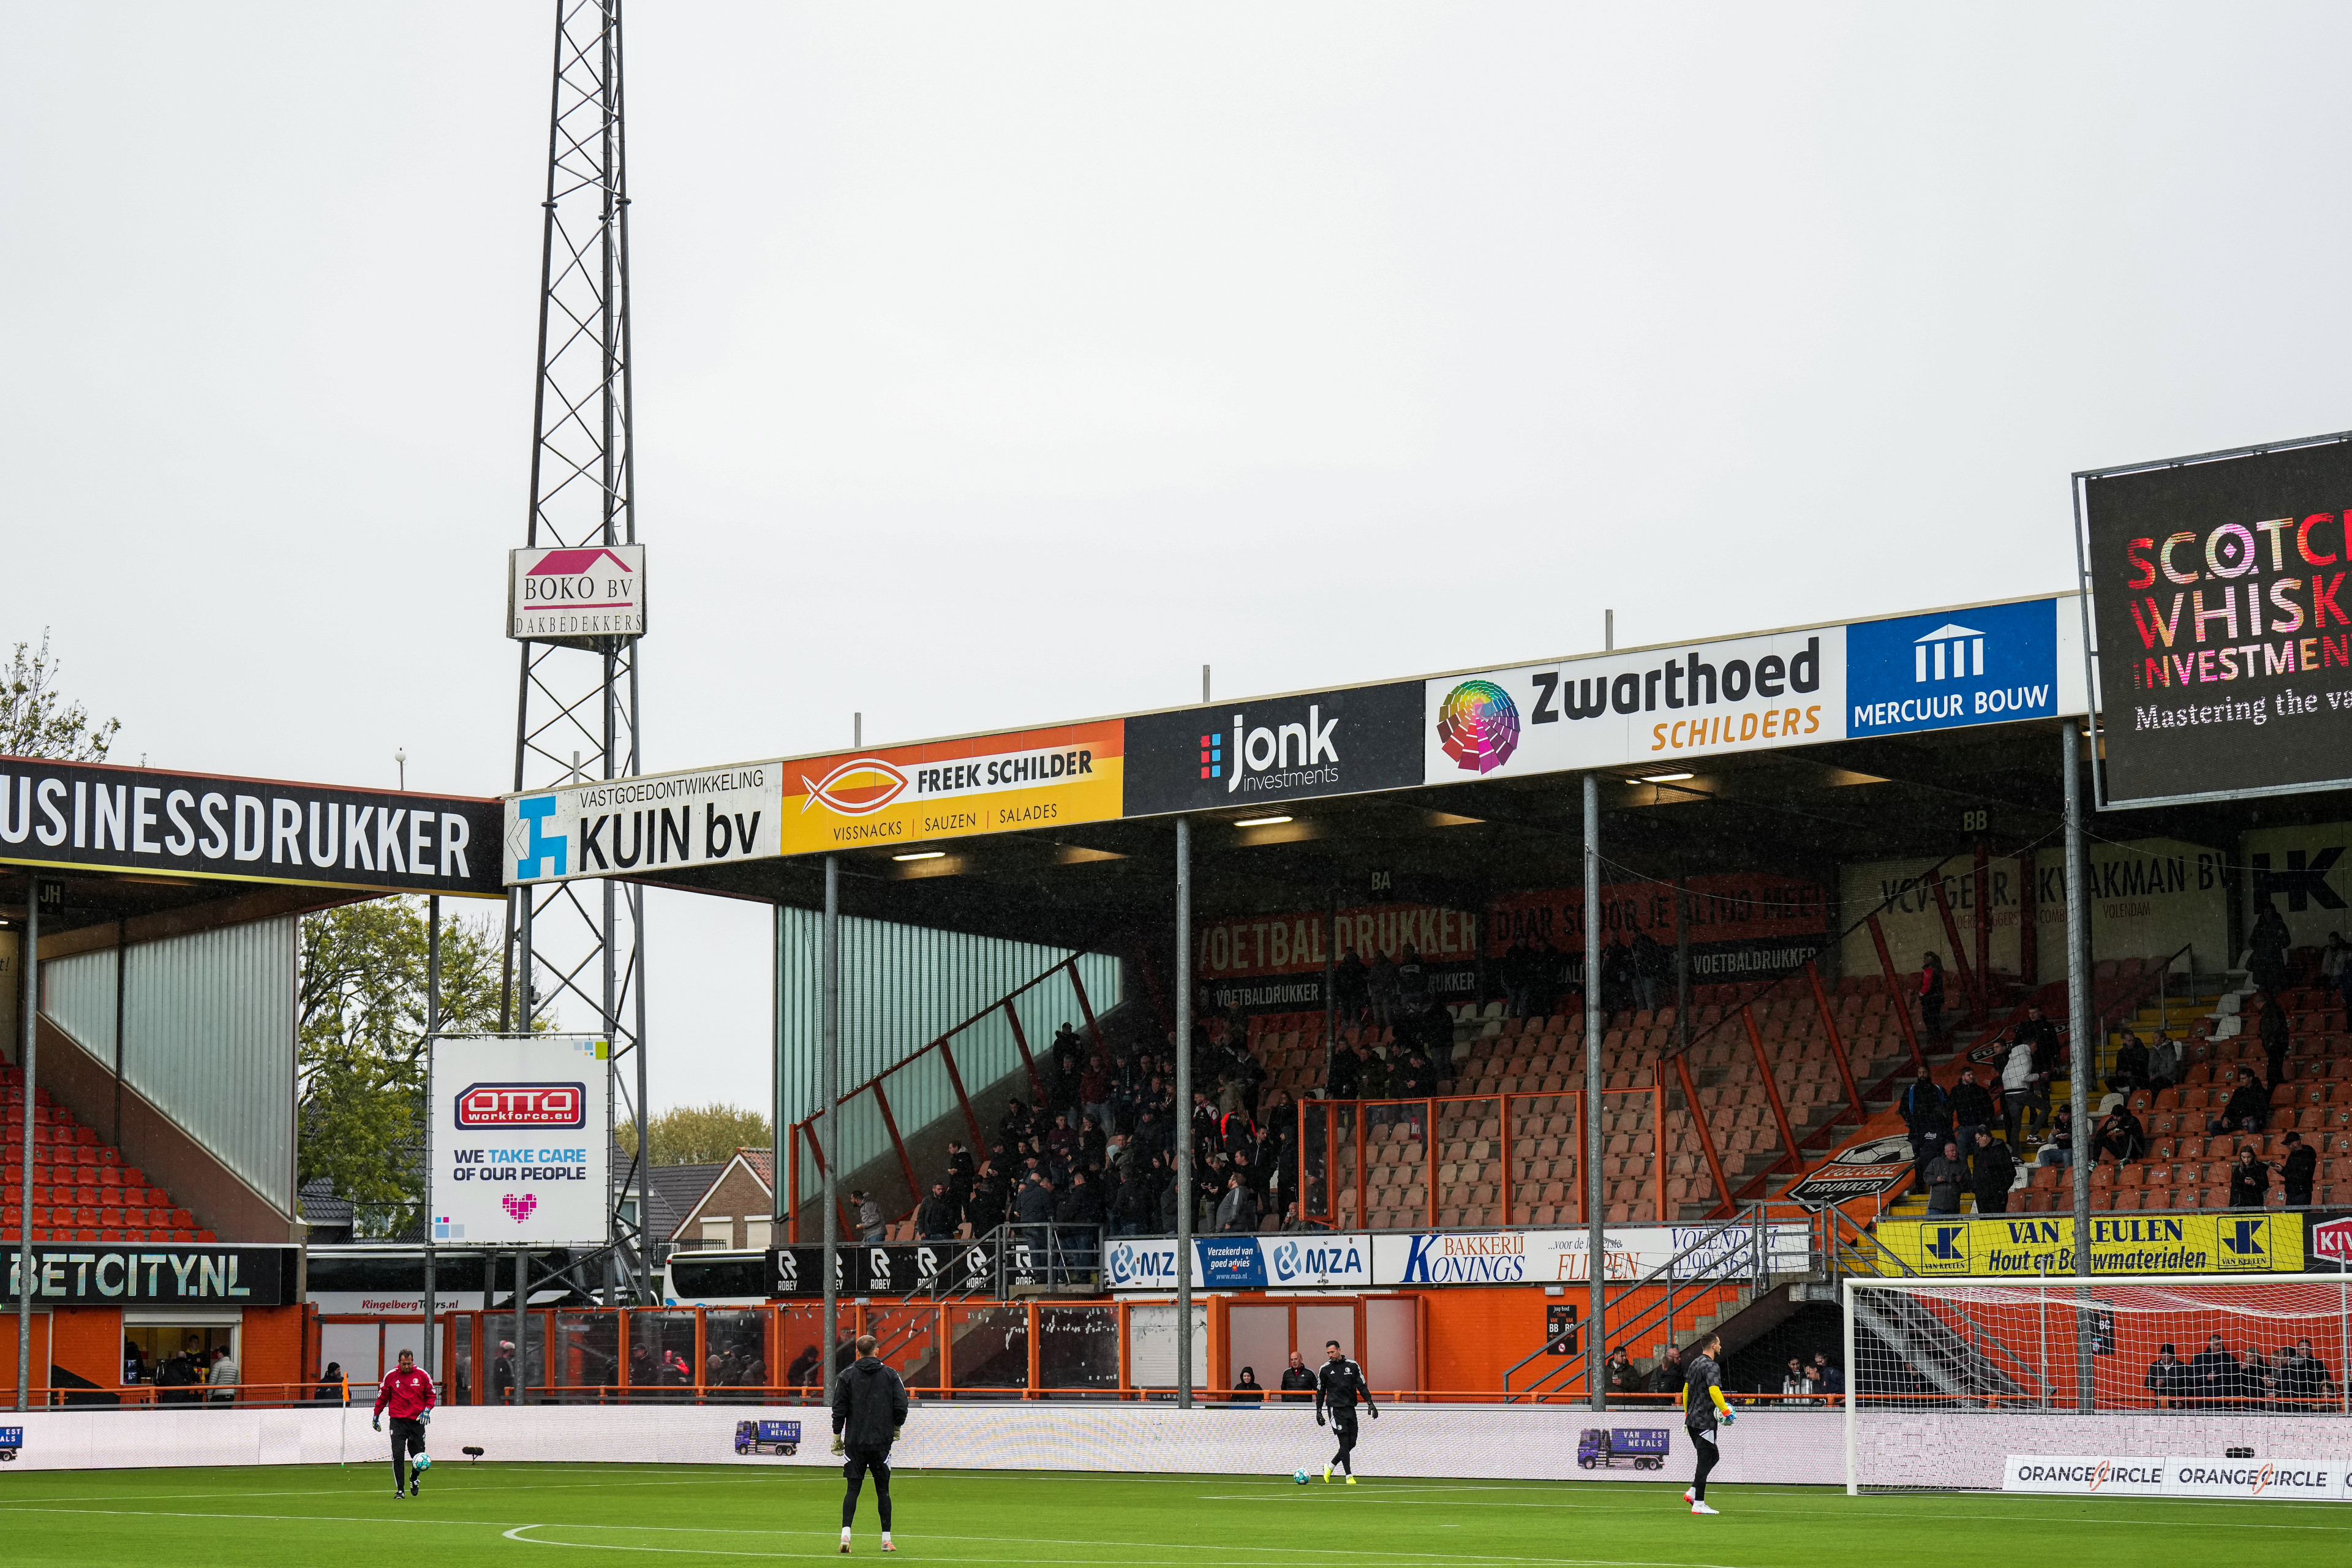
1683,1488,1694,1502
1691,1502,1719,1515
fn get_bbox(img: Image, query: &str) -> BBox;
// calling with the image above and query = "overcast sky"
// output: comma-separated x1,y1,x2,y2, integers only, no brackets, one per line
10,4,2351,1113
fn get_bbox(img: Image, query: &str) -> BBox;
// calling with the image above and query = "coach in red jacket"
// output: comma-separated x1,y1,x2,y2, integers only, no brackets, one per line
372,1348,437,1499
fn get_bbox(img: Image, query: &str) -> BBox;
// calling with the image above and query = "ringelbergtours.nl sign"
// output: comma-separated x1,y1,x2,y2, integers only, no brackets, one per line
5,1245,299,1306
2081,437,2352,807
1877,1213,2307,1276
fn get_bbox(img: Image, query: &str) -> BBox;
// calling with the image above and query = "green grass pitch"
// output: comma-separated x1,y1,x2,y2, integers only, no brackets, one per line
1,1462,2343,1566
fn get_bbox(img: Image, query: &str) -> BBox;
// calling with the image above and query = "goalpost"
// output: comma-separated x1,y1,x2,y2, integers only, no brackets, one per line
1843,1275,2352,1494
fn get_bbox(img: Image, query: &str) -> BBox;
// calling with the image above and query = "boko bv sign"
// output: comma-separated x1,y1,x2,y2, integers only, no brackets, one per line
1122,682,1424,816
2079,435,2352,807
510,544,646,641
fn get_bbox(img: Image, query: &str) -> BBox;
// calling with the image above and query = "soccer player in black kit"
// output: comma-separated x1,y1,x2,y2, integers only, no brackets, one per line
1680,1332,1735,1515
1313,1340,1378,1483
831,1333,910,1554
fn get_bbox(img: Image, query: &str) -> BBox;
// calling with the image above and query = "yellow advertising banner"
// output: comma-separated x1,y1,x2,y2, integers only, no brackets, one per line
1877,1212,2307,1277
779,720,1125,856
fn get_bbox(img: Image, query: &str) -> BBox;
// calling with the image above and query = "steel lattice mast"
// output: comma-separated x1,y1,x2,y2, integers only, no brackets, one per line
510,0,650,1303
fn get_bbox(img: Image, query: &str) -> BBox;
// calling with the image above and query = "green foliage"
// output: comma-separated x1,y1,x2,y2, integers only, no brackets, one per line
0,630,119,760
296,898,514,1237
617,1102,772,1167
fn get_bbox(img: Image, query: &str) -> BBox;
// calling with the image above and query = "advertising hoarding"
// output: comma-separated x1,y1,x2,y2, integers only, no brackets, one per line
778,721,1124,857
428,1035,611,1246
505,760,779,886
1121,682,1425,816
1845,597,2071,737
1876,1212,2306,1276
1101,1234,1374,1292
2079,437,2352,807
510,543,645,641
5,1246,300,1306
1784,1133,1917,1207
2005,1454,2346,1500
1368,1225,1809,1287
0,757,501,898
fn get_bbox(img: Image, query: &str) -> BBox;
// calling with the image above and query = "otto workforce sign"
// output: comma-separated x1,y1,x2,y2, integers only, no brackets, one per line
779,721,1124,856
504,761,778,886
2081,437,2352,807
510,543,646,640
428,1035,610,1246
1878,1213,2306,1276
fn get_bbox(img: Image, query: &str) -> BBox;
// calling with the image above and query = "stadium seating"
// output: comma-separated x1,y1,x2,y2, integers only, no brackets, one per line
0,1065,216,1245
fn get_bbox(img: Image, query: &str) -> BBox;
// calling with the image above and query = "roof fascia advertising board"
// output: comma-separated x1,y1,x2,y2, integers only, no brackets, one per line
504,759,780,888
2074,430,2352,809
0,755,503,899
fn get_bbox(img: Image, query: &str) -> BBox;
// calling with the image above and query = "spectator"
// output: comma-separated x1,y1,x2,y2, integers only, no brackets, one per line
1398,945,1432,1011
492,1340,518,1404
2228,1145,2272,1209
1215,1171,1259,1233
2145,1030,2182,1091
1045,1114,1078,1167
1080,1054,1113,1136
1327,1041,1363,1102
1901,1069,1953,1197
2324,931,2351,988
786,1343,822,1390
965,1161,1008,1237
2108,1030,2150,1095
2092,1103,2146,1166
1232,1366,1265,1404
1648,1344,1685,1397
1057,1168,1106,1229
1334,947,1370,1024
1630,928,1667,1012
2208,1068,2271,1137
1781,1357,1812,1403
1949,1068,1995,1153
2144,1343,2189,1408
1530,937,1562,1017
2190,1333,2239,1408
1811,1351,1843,1406
2037,1102,2075,1169
1605,1346,1646,1401
316,1361,347,1403
1970,1128,2017,1213
2000,1034,2038,1146
2277,1338,2332,1411
156,1336,202,1405
2258,993,2291,1088
945,1139,976,1219
916,1182,959,1242
1918,952,1947,1043
2249,900,2292,995
1924,1140,1967,1215
1014,1174,1056,1250
1501,938,1534,1019
1368,952,1401,1028
2282,1131,2318,1208
1280,1349,1317,1402
855,1190,884,1243
2243,1344,2277,1409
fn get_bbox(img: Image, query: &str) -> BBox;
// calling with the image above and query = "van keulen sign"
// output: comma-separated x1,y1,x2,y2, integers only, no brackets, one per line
2080,436,2352,807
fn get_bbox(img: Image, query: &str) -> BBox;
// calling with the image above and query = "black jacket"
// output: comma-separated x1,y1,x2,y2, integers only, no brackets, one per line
1949,1082,1995,1126
916,1191,959,1236
1970,1139,2016,1197
1014,1183,1055,1226
2222,1082,2271,1128
2229,1159,2272,1208
831,1355,910,1450
2283,1144,2319,1193
1055,1183,1105,1226
1901,1081,1951,1134
1279,1364,1317,1403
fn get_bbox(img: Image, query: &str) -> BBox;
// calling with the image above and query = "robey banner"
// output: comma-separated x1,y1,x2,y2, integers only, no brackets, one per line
0,756,501,898
428,1035,611,1246
2081,437,2352,807
505,761,778,886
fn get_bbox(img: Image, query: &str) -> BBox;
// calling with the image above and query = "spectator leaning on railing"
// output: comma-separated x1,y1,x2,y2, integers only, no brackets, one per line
2145,1343,2189,1408
2190,1333,2239,1407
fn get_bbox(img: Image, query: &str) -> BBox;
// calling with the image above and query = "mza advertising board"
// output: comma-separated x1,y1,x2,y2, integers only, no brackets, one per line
428,1035,611,1246
2080,435,2352,807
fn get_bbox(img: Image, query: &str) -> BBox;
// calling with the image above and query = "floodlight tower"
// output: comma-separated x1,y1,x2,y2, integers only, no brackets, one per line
507,0,650,1302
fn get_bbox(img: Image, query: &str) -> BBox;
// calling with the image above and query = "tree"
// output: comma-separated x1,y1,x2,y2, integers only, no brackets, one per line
617,1102,772,1167
1,630,119,760
296,897,515,1237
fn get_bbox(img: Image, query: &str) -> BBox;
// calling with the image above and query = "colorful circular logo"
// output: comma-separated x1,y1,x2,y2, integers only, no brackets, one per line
1436,679,1520,774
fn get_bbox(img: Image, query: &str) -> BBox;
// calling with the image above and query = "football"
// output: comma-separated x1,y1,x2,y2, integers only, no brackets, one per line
413,1454,432,1474
1292,1469,1309,1485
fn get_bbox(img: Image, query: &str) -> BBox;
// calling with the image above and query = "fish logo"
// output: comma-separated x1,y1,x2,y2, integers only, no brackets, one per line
800,757,910,816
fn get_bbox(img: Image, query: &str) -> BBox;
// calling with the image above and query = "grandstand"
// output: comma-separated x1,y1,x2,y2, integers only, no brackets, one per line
2,1065,213,1246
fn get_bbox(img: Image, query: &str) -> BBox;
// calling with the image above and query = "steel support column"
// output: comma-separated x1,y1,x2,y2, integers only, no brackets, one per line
821,854,840,1389
15,876,40,1411
1174,816,1194,1409
1583,772,1604,1412
2063,720,2095,1412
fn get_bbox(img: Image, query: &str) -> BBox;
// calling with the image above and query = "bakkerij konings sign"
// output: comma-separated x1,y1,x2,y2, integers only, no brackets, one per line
779,721,1124,856
505,760,778,887
510,543,646,641
1121,682,1425,816
428,1035,611,1246
5,1245,300,1306
0,756,502,899
1370,1227,1809,1286
1845,597,2077,737
2080,435,2352,806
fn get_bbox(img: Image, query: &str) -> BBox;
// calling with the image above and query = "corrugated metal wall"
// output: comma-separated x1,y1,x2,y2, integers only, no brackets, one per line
41,918,297,1210
775,908,1118,1194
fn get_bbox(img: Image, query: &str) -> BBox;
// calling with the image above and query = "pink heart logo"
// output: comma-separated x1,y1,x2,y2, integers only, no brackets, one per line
502,1193,538,1224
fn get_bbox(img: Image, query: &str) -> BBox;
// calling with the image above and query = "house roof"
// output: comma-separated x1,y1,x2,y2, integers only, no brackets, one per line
664,1148,777,1242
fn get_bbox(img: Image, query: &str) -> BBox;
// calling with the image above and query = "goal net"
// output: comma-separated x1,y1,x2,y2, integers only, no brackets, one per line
1845,1275,2352,1493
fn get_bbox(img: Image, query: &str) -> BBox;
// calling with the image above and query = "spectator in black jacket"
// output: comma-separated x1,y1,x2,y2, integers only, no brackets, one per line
1014,1174,1055,1249
2144,1343,2189,1408
2092,1104,2146,1166
1647,1345,1684,1396
2276,1338,2332,1411
1335,949,1369,1023
2258,994,2292,1088
2228,1146,2272,1209
1057,1169,1105,1227
1969,1129,2017,1213
1327,1041,1362,1102
1280,1350,1318,1402
965,1161,1008,1237
1901,1071,1953,1197
914,1182,959,1241
2282,1132,2318,1207
2208,1068,2272,1136
2108,1031,2150,1095
1949,1068,1996,1152
2190,1333,2239,1407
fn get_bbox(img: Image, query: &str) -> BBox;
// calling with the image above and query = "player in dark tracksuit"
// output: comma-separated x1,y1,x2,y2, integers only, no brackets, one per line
1313,1340,1379,1483
1681,1332,1733,1515
831,1334,911,1555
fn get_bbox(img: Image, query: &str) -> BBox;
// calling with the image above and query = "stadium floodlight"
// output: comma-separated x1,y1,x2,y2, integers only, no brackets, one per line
1842,1274,2352,1496
891,851,946,862
1638,771,1694,783
1233,815,1292,827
